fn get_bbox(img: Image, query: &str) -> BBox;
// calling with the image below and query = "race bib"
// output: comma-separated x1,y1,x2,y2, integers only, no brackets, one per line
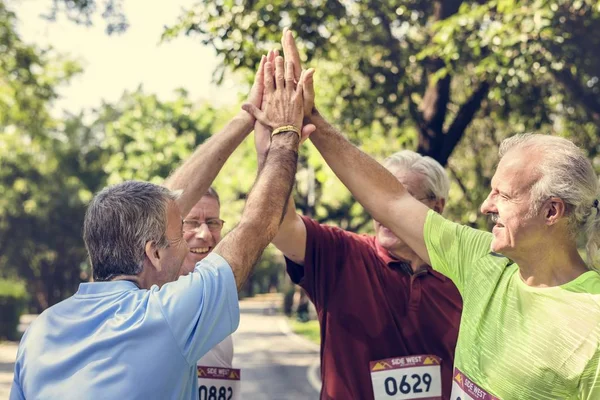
451,368,499,400
370,355,442,399
197,366,241,400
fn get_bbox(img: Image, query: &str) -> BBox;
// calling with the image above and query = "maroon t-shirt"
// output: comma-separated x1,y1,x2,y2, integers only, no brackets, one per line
286,216,462,400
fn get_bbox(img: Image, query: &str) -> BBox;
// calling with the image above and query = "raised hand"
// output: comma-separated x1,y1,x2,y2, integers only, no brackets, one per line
244,55,304,141
282,28,316,117
245,54,267,122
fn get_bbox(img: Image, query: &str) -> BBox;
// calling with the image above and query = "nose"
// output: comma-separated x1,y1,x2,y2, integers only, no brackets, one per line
195,224,212,241
480,192,496,215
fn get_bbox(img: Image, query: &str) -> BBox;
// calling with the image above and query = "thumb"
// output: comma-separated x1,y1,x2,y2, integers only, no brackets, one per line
242,103,269,126
300,124,316,144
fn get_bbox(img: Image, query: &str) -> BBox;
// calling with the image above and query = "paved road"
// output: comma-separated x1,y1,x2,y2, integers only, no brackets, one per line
233,301,321,399
0,342,17,399
0,299,320,400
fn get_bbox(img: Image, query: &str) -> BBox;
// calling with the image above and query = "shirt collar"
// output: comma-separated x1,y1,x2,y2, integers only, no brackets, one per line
374,238,448,282
76,280,140,296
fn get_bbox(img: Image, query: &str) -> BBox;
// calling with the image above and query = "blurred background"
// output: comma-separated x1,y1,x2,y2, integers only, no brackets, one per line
0,0,599,349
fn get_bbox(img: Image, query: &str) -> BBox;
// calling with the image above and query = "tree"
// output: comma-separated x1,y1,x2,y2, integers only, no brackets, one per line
0,0,86,310
163,0,599,230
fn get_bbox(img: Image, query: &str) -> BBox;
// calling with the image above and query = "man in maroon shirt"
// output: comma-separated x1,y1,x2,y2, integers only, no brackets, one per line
251,31,462,400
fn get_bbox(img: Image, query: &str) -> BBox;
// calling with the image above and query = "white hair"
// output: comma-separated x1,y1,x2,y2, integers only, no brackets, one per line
383,150,450,200
499,133,600,269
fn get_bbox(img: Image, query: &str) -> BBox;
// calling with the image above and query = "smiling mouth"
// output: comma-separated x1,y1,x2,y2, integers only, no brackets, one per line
190,247,210,254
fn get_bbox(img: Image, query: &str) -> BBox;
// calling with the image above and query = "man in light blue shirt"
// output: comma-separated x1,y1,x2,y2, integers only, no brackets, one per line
10,53,312,400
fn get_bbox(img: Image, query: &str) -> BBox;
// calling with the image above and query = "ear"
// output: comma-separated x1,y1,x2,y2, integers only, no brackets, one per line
144,240,162,271
434,198,446,214
544,197,566,226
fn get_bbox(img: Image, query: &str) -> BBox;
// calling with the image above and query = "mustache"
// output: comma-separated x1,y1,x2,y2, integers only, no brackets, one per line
490,214,500,224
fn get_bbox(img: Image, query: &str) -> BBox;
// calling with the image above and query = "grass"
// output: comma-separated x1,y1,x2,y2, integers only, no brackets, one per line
289,318,321,345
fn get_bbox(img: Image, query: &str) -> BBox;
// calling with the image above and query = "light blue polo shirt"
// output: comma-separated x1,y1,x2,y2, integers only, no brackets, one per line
10,252,239,400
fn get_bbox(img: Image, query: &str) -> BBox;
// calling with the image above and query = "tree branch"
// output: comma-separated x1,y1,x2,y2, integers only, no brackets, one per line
552,68,600,126
447,163,473,204
438,81,490,166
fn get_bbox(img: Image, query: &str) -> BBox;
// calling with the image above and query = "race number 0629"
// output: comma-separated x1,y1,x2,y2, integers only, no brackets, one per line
384,373,433,396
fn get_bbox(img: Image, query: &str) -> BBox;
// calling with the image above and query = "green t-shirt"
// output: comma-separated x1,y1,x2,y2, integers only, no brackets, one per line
424,210,600,399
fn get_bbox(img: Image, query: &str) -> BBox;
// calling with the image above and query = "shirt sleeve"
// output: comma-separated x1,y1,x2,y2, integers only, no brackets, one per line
9,364,25,400
152,252,240,366
424,210,493,294
285,216,357,310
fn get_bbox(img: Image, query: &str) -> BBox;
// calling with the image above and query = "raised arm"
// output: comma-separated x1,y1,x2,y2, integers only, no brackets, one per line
253,58,307,265
163,57,266,217
256,128,307,265
280,29,431,264
214,55,307,290
308,113,431,263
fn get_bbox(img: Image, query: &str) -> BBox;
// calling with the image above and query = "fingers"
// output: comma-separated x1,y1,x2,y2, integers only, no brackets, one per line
282,28,302,82
285,61,295,92
242,103,270,127
264,61,275,94
302,68,315,115
275,56,285,90
269,49,278,65
252,54,266,90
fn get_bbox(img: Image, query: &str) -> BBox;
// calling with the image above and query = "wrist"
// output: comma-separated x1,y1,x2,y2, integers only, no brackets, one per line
270,131,300,150
235,111,255,133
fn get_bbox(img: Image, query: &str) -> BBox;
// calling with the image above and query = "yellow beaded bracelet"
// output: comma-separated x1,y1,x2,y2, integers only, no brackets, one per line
271,125,301,140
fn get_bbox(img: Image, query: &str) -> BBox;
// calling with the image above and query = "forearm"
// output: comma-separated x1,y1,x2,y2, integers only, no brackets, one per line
257,147,306,264
164,112,253,216
309,111,431,263
214,132,300,290
309,112,408,219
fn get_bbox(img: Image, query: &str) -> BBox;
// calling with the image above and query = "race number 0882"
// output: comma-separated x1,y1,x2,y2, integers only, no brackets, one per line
384,373,433,396
198,385,233,400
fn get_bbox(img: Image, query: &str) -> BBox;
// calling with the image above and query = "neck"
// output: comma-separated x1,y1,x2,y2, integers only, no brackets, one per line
388,247,428,273
513,236,589,287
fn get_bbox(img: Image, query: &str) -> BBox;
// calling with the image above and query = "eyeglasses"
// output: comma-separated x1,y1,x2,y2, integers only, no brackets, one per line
414,195,437,202
183,219,225,232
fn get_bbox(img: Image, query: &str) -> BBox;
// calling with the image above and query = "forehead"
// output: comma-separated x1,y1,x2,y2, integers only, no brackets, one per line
186,196,220,219
492,148,540,193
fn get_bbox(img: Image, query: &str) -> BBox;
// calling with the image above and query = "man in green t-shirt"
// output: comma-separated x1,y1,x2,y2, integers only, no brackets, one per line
250,30,600,400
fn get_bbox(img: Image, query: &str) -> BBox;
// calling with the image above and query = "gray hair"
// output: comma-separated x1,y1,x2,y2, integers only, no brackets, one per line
383,150,450,200
499,133,600,269
84,181,180,281
205,186,220,206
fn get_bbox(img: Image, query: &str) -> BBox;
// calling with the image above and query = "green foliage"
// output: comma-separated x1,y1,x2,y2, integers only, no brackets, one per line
0,279,28,340
3,0,600,310
290,318,320,345
165,0,600,230
85,87,217,185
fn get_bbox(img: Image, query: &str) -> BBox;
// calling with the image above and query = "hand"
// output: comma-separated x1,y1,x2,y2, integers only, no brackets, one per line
243,55,304,136
282,28,316,118
253,48,315,157
243,54,267,123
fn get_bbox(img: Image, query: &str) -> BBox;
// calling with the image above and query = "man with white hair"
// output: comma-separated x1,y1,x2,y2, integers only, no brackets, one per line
247,29,600,400
255,109,462,398
297,128,600,399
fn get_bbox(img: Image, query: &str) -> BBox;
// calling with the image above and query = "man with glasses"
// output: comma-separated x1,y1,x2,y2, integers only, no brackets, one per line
178,187,238,398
